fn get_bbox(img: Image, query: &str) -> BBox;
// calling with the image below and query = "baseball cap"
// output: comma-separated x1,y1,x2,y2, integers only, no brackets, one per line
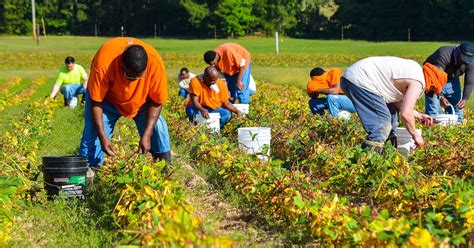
459,42,474,64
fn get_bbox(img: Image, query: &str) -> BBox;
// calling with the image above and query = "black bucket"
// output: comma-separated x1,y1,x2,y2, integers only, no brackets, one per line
42,156,88,199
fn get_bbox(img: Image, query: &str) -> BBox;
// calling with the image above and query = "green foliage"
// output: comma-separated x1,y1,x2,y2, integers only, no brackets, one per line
215,0,256,37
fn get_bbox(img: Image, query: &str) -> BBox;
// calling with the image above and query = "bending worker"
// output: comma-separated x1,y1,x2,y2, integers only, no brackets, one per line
341,56,446,152
186,66,244,128
49,56,88,107
203,43,253,104
424,42,474,123
79,37,171,166
307,67,356,117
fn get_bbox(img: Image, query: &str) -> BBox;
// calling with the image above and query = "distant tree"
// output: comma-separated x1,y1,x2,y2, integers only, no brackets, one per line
0,0,30,35
214,0,256,37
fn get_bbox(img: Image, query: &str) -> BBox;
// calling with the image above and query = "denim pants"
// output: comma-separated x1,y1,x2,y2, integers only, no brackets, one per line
308,94,356,117
340,77,398,146
424,77,463,122
185,105,232,128
60,84,85,101
79,92,171,167
225,62,252,104
178,88,189,98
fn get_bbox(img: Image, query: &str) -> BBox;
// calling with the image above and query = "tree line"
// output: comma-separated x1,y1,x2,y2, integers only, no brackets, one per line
0,0,473,41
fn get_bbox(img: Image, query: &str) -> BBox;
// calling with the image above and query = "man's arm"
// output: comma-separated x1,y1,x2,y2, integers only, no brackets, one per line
83,77,88,89
190,94,209,118
138,100,162,154
223,100,243,117
49,83,61,99
458,65,474,108
91,99,116,156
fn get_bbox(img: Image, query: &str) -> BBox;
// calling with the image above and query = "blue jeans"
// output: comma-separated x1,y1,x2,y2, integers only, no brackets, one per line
60,84,85,101
308,98,328,115
424,78,463,122
327,94,356,116
308,95,356,117
79,92,171,167
225,62,252,104
341,77,398,146
186,106,231,128
178,88,189,98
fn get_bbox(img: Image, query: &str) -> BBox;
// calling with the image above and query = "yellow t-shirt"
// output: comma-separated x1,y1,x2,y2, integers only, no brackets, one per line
55,64,88,86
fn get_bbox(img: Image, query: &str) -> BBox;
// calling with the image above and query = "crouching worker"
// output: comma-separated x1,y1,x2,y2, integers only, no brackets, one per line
307,67,356,117
49,56,88,107
186,66,244,128
177,67,195,99
341,56,445,153
79,37,172,166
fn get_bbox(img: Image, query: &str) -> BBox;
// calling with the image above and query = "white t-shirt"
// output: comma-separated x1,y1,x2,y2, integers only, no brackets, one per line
177,72,196,89
343,56,425,103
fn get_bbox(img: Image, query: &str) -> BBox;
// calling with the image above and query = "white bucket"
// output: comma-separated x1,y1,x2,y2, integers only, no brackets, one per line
233,104,249,115
238,127,271,158
68,97,78,108
434,105,458,126
248,75,256,93
195,113,221,133
337,110,352,120
396,127,422,156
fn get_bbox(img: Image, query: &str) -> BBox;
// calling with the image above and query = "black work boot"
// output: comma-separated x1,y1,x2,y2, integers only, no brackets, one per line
386,135,398,147
361,140,384,154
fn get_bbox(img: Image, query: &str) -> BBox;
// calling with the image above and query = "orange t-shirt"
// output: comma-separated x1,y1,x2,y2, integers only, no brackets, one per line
214,43,251,76
187,76,230,110
306,68,344,95
88,37,168,118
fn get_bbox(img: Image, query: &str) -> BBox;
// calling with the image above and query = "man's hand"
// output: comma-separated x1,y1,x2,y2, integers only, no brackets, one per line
236,110,244,117
457,100,466,109
440,96,449,108
138,135,151,154
201,108,210,119
414,133,425,147
417,114,435,126
237,80,245,91
100,138,116,157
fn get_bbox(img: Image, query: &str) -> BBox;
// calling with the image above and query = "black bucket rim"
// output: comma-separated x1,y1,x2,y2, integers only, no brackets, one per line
42,156,87,162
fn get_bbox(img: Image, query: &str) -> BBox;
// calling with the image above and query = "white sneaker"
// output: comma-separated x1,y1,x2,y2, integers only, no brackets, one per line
68,97,78,108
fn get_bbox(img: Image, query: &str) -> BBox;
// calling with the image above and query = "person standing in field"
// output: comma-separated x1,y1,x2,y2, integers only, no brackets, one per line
203,43,253,104
49,56,88,107
186,66,243,128
177,67,195,99
424,42,474,123
307,67,356,117
79,37,171,166
341,56,445,153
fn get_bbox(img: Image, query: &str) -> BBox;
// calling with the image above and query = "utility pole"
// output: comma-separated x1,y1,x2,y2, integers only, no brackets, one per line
275,31,279,55
408,28,411,43
31,0,36,40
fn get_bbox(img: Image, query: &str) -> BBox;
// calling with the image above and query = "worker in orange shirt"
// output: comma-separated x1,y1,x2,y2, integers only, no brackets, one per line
186,66,243,128
79,37,171,166
203,43,253,104
307,67,355,117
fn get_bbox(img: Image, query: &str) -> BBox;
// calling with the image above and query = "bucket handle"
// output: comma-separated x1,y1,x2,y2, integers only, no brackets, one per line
44,181,83,190
445,105,456,116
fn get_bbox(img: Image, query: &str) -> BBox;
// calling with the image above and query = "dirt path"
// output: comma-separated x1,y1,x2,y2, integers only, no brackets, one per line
171,153,278,245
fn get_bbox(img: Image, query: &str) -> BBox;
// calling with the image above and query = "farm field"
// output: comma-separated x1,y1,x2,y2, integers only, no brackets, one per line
0,36,472,246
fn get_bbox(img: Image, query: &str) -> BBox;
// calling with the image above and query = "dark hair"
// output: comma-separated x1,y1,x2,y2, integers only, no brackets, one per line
204,51,217,64
310,67,325,77
122,45,148,74
64,56,75,64
180,67,189,74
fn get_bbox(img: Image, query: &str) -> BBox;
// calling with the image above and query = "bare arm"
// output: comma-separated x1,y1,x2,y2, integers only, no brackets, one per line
190,94,209,118
49,83,61,99
91,99,116,156
223,100,243,117
138,101,162,154
83,77,88,89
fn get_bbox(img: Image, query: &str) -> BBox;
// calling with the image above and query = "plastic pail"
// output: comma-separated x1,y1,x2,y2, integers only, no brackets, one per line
195,113,221,133
396,128,422,157
337,110,352,120
434,105,458,126
42,156,88,199
238,127,271,159
233,104,250,115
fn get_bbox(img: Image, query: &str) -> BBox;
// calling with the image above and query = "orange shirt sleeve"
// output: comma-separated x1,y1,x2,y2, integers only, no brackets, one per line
88,65,109,102
147,57,168,105
328,68,343,87
188,77,202,97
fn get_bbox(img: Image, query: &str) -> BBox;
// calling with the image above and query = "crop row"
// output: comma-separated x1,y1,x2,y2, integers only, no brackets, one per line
0,93,63,243
164,82,473,245
0,77,22,96
0,77,47,111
